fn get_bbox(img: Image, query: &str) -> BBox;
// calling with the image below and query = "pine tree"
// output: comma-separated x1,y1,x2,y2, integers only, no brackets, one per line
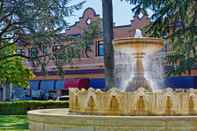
124,0,197,76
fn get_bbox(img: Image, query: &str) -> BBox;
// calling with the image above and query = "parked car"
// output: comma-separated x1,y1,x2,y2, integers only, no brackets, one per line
56,95,69,101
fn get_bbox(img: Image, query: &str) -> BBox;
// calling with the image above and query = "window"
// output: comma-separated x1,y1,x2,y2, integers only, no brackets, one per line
52,45,63,52
86,18,91,25
97,41,104,56
68,34,81,39
42,46,48,54
52,45,65,62
16,49,25,55
71,34,81,38
29,48,38,58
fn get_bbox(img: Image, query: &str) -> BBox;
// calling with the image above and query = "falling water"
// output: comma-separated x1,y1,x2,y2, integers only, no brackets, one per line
114,49,165,91
114,49,135,91
143,52,165,91
114,29,165,91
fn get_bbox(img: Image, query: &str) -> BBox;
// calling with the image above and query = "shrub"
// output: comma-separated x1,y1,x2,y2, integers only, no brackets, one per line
0,100,68,115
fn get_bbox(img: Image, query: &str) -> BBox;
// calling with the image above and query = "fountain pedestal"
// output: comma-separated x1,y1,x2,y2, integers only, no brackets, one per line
126,53,151,91
114,37,163,91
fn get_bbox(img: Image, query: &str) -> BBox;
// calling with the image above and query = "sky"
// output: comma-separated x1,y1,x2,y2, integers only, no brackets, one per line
66,0,136,26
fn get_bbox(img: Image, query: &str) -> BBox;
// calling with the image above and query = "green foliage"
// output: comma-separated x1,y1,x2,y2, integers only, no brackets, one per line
0,0,99,83
80,21,101,49
54,21,101,60
79,20,101,57
0,100,68,115
52,21,101,76
124,0,197,76
24,0,86,76
11,0,85,74
167,31,197,76
0,0,85,86
0,43,33,87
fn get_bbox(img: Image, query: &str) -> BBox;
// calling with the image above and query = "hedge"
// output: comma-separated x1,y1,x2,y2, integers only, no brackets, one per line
0,100,68,115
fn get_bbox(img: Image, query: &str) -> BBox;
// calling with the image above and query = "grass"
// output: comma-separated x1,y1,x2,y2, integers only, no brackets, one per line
0,115,28,131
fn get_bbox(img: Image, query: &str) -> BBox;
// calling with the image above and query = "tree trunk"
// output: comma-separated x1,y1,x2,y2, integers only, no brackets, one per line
102,0,115,89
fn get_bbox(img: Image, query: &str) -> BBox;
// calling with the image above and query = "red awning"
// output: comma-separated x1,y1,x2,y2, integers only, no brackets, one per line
64,79,89,89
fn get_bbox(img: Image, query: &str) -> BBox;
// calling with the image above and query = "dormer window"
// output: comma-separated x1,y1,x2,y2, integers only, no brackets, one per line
138,12,143,19
86,18,91,25
52,45,63,52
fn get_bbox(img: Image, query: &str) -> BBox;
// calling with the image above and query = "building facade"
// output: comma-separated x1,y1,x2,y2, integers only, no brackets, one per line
9,8,197,100
26,7,149,89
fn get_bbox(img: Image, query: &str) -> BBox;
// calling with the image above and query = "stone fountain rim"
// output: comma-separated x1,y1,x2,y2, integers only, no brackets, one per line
28,108,197,131
113,37,163,45
28,109,197,119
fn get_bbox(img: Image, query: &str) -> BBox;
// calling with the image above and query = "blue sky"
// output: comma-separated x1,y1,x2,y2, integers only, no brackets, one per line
67,0,135,26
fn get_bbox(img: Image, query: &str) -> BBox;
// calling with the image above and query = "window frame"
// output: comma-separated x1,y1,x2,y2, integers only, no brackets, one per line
52,45,63,53
42,46,48,55
97,41,104,57
16,48,25,55
29,48,38,58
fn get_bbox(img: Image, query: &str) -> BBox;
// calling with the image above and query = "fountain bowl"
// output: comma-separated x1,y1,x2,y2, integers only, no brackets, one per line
28,88,197,131
113,37,163,54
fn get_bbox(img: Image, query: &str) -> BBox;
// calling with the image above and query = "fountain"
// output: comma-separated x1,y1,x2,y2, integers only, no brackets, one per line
114,29,163,91
28,29,197,131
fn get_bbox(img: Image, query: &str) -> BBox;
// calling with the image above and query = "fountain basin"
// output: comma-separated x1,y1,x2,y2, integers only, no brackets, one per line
69,88,197,116
28,108,197,131
113,37,163,54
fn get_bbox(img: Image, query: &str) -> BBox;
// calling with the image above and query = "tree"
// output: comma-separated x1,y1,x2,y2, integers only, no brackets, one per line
124,0,197,76
0,43,33,87
54,21,101,77
102,0,115,89
0,0,85,86
80,21,101,58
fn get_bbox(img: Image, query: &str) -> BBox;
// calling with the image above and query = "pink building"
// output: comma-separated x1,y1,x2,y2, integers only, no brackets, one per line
12,8,197,100
14,8,150,99
31,8,149,80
